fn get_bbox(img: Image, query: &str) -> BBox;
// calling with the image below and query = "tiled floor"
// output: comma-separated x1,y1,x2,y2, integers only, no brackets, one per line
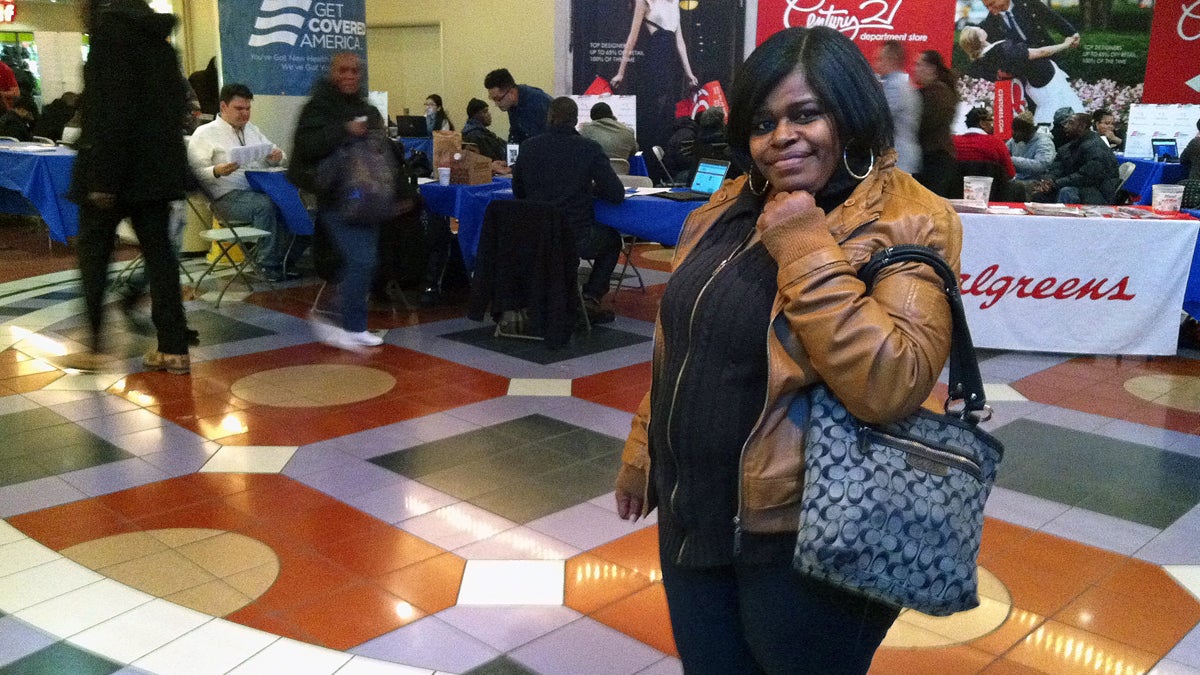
0,238,1199,674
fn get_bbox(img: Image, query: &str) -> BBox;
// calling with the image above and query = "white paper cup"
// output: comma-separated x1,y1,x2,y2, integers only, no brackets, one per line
1152,184,1185,214
437,167,451,186
962,176,993,207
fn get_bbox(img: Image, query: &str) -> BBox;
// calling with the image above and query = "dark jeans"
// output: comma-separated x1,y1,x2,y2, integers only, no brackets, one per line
77,199,190,355
321,207,379,332
661,557,899,675
577,223,621,301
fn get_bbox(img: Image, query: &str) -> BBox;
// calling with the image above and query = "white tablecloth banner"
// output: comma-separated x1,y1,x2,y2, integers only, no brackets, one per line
959,214,1200,355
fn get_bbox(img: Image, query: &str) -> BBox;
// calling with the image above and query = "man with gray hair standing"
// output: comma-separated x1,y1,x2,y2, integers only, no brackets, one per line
874,40,922,175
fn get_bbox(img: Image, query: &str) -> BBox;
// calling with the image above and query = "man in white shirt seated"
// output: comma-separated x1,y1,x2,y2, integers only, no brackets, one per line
188,83,295,281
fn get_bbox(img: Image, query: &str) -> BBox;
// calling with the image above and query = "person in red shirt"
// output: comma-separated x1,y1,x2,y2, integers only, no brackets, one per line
952,107,1015,178
0,61,19,111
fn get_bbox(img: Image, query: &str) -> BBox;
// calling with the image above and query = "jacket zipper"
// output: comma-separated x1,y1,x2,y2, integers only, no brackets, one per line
665,228,756,564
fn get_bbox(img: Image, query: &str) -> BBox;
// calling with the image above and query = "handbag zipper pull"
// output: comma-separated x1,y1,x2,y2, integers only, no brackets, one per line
733,516,743,555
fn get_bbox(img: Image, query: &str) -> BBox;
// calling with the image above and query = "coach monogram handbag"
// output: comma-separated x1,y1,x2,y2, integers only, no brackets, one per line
793,245,1004,616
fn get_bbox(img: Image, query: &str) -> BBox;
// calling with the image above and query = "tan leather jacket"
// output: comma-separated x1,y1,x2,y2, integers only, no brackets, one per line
618,151,963,534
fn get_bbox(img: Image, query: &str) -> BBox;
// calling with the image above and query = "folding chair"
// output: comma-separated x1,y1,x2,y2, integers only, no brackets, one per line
610,175,652,294
609,157,631,175
185,192,272,307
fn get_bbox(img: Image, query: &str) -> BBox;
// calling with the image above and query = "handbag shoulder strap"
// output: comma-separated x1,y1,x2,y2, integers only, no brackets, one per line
858,245,990,422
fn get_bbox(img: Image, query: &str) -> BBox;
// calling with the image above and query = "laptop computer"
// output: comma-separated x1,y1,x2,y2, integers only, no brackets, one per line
651,158,731,201
1152,138,1178,162
394,115,428,137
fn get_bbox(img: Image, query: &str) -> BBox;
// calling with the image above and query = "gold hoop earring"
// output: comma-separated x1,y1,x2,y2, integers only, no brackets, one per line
843,148,875,181
748,171,769,195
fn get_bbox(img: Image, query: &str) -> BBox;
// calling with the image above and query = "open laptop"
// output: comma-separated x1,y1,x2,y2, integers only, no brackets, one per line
651,158,731,201
1152,138,1178,162
393,115,428,137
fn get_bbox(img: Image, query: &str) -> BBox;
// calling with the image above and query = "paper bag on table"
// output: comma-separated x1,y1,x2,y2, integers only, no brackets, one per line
432,130,462,168
450,148,493,185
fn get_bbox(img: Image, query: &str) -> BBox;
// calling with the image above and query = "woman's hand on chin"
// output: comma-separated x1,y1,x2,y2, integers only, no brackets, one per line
756,189,818,235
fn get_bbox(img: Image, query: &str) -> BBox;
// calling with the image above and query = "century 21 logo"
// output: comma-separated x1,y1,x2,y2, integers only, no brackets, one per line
784,0,903,39
1181,0,1200,41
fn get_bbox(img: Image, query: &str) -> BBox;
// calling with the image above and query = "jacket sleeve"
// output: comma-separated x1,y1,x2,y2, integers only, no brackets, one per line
760,199,960,424
293,96,349,167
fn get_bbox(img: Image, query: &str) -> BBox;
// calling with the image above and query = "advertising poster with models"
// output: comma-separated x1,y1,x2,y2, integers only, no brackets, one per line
218,0,368,97
570,0,745,168
951,0,1153,133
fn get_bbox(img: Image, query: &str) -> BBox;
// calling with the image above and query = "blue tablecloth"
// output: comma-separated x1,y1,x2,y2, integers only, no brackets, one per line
0,146,79,242
1118,156,1187,205
419,178,515,270
420,179,702,270
630,154,648,177
244,169,314,236
594,193,700,246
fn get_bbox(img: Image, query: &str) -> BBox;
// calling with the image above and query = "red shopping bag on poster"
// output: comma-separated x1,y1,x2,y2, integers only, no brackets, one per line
584,76,613,96
675,80,729,120
993,78,1026,141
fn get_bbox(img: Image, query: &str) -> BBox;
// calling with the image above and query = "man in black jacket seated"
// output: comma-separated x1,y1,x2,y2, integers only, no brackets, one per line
1031,112,1120,205
513,97,625,323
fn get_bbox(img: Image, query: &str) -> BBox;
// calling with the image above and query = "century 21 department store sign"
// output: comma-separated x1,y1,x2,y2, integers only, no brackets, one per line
220,0,367,96
1,1,15,24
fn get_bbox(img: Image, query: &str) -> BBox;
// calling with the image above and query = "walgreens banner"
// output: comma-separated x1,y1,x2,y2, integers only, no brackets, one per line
958,215,1199,356
755,0,956,66
1143,0,1200,104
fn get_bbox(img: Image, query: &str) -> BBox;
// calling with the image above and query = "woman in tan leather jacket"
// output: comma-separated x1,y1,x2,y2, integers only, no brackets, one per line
613,27,963,674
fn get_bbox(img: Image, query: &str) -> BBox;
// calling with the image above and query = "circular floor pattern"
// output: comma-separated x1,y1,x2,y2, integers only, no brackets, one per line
60,528,279,617
1123,374,1200,412
880,567,1011,648
230,364,397,407
640,247,676,263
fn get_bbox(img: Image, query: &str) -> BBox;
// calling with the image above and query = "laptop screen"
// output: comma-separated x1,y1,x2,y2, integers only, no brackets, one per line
1151,138,1178,160
690,159,731,194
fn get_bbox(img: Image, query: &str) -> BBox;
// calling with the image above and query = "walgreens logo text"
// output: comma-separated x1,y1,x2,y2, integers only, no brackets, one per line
960,264,1135,310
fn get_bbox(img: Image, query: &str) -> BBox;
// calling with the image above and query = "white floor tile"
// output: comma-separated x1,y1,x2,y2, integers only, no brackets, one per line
21,389,100,406
0,557,103,613
457,560,564,606
509,616,665,675
0,521,26,546
70,598,213,664
398,502,517,551
15,578,154,638
0,538,60,577
528,501,654,551
636,657,685,675
342,478,459,524
438,605,581,652
201,446,298,473
982,383,1027,402
1165,565,1200,602
42,372,126,391
454,526,580,561
1042,507,1159,555
506,379,572,397
350,615,498,674
133,619,278,675
227,637,353,674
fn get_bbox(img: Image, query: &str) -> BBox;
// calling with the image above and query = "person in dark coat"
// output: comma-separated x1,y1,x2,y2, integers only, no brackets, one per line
188,57,219,117
32,92,79,141
290,51,395,350
512,96,625,322
65,0,193,374
1031,112,1121,204
0,95,35,140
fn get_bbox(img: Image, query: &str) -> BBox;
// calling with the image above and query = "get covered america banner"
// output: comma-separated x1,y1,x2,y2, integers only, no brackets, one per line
755,0,956,66
218,0,367,97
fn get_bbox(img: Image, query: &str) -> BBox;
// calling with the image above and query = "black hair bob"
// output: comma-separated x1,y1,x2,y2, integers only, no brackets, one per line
727,26,893,175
